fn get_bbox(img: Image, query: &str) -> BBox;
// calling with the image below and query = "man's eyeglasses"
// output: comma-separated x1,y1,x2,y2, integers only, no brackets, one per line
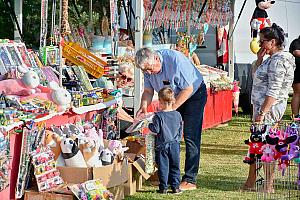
259,39,270,44
119,72,133,82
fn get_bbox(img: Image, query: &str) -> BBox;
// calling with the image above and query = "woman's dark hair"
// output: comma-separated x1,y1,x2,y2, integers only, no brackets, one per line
260,23,286,47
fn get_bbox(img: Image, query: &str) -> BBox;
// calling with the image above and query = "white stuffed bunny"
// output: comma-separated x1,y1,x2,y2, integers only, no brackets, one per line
0,66,40,96
21,81,72,111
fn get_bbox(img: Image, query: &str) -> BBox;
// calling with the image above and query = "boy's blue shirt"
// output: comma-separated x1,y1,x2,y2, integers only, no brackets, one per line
148,110,183,149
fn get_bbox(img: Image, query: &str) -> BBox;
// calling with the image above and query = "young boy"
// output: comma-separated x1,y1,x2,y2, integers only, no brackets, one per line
148,87,183,194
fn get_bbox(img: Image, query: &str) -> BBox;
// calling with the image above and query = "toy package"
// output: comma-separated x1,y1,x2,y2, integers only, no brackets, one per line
68,179,113,200
125,113,154,133
31,146,64,192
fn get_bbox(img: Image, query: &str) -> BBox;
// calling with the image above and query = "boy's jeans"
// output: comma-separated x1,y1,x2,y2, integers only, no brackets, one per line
155,142,180,190
177,83,207,184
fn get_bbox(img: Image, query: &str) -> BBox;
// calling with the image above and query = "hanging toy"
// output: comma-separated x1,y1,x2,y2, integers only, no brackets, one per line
232,81,240,115
61,0,71,35
250,0,275,54
101,7,109,37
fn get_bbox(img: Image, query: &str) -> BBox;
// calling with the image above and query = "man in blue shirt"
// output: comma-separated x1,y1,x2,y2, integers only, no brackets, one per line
135,47,207,190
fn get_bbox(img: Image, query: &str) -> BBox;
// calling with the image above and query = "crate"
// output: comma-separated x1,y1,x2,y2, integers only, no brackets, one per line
256,160,300,200
62,42,106,78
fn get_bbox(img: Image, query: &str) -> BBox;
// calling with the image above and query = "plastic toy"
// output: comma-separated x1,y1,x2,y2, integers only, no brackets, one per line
243,124,266,164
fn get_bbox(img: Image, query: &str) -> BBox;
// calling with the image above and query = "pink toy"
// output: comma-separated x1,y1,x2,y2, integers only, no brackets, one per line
0,66,40,96
261,128,279,162
108,140,129,159
232,81,240,115
20,81,71,111
261,144,276,162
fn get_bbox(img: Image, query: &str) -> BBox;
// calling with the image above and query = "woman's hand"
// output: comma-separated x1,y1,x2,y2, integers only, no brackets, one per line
257,47,266,63
254,114,265,123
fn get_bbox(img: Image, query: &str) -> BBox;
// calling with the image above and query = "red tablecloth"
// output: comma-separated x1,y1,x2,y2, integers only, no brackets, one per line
147,89,233,130
203,89,233,129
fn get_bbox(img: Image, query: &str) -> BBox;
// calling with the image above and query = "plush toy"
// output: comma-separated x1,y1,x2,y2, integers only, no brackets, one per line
44,130,66,166
0,66,40,96
99,148,114,166
81,140,102,167
250,0,275,54
279,127,299,161
44,130,62,160
21,81,72,111
60,137,87,167
243,124,267,164
107,140,129,159
261,129,279,162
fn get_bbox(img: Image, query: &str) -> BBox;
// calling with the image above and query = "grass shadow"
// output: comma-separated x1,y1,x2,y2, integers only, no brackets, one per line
196,174,247,191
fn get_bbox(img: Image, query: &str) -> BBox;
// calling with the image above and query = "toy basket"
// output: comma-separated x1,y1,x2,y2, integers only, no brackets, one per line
256,160,300,199
62,42,107,78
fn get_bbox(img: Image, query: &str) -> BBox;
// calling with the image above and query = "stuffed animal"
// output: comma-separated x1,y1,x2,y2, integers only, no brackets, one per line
60,137,87,167
261,129,279,162
44,130,66,166
108,140,129,159
21,81,72,111
243,124,267,164
81,140,102,167
99,148,114,166
44,130,62,160
0,66,40,96
279,127,299,161
250,0,275,54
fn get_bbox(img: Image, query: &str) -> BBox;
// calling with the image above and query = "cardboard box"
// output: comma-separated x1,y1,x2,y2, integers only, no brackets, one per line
109,184,125,200
124,155,152,196
24,189,74,200
57,166,93,184
57,159,128,188
93,159,128,188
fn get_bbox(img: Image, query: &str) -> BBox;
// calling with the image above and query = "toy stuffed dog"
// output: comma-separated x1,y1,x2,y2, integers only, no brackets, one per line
44,130,66,166
81,140,102,167
60,137,87,167
100,148,114,166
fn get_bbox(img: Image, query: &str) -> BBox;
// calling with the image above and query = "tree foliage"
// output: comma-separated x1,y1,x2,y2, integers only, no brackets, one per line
0,0,110,49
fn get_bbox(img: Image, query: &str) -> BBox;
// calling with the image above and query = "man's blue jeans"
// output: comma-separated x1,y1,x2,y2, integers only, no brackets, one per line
177,83,207,184
155,142,181,190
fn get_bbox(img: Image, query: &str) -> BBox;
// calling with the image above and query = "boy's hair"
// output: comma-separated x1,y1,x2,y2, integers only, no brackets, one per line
158,87,175,105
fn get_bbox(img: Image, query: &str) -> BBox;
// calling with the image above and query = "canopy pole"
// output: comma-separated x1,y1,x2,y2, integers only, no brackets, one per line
134,0,143,115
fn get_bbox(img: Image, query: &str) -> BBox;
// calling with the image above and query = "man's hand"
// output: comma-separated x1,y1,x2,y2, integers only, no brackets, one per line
136,107,147,118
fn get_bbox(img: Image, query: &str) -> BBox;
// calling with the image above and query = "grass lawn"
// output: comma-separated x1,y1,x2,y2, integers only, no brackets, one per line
125,101,294,200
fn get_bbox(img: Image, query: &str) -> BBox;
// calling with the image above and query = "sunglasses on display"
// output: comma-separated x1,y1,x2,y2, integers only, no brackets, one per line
119,72,133,82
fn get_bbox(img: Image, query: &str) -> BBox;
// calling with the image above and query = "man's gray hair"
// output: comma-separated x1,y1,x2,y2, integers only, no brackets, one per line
135,47,157,69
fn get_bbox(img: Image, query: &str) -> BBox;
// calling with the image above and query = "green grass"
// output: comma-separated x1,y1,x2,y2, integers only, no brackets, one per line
125,102,294,200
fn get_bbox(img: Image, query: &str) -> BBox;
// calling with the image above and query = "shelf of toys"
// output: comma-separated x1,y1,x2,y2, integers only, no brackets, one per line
0,39,128,200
